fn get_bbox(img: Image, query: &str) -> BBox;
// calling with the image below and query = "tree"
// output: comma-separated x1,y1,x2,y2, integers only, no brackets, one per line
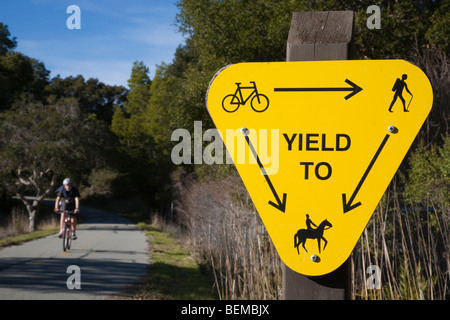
176,0,292,64
108,0,449,207
0,52,50,110
0,98,113,231
111,61,160,194
126,61,152,114
0,22,17,55
0,23,51,110
172,0,448,146
46,75,127,123
112,61,152,158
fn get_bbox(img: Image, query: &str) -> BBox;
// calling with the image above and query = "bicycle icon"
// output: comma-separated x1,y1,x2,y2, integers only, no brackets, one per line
222,81,269,113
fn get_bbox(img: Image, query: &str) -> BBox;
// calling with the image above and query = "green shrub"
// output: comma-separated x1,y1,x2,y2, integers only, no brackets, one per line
405,135,449,208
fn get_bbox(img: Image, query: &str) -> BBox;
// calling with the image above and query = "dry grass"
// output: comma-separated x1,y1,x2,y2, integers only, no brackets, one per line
173,168,448,300
351,177,449,299
173,170,282,299
0,205,59,243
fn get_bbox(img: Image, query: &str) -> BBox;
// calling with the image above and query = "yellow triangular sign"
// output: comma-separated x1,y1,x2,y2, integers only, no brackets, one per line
206,60,433,276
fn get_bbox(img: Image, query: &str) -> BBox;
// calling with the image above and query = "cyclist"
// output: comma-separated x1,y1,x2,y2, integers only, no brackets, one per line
54,178,80,239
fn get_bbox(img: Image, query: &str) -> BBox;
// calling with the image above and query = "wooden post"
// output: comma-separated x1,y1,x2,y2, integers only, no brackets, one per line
286,11,354,61
283,11,354,300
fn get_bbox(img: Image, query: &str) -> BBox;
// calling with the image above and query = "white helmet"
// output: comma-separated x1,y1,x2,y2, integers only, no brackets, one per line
63,178,73,185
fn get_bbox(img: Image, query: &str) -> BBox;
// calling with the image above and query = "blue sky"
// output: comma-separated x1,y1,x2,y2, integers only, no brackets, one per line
0,0,185,87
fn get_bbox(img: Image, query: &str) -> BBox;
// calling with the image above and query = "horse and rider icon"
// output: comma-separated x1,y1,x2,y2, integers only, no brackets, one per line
294,214,332,255
388,74,413,112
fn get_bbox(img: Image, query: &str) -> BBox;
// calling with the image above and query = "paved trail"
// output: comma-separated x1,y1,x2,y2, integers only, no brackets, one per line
0,207,149,299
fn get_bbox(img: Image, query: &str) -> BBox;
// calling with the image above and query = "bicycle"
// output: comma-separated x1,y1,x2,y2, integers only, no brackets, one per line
59,210,77,252
222,81,269,113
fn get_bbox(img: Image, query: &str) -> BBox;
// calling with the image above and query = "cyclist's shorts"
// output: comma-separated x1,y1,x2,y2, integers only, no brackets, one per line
59,201,76,212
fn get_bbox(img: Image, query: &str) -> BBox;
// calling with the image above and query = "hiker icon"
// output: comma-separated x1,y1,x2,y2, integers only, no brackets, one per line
294,214,332,255
388,74,413,112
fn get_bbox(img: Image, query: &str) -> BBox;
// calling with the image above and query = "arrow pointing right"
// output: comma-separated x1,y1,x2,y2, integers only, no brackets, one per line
342,134,390,213
274,79,363,100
